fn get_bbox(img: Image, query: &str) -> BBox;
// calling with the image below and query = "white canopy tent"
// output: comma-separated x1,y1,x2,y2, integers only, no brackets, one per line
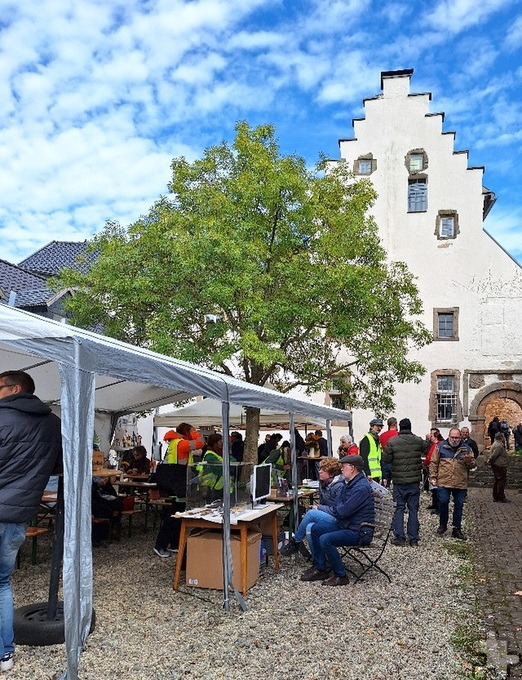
154,397,332,431
0,304,351,679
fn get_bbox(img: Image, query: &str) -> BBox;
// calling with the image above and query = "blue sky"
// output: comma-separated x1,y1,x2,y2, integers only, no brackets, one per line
1,0,521,264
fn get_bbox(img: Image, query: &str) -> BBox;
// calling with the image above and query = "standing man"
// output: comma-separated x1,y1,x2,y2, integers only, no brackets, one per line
379,417,399,487
487,417,500,448
382,418,428,547
488,432,510,503
0,370,62,672
359,418,384,482
460,427,479,459
315,430,328,457
154,422,204,558
429,427,475,540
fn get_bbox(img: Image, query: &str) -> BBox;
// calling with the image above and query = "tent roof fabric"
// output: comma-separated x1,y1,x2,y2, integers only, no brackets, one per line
0,302,351,679
0,304,351,422
154,398,341,429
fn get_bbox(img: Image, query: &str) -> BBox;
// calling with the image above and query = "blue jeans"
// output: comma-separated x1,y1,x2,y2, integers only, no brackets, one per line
0,523,27,657
294,509,337,543
392,483,420,541
310,521,364,577
437,487,467,530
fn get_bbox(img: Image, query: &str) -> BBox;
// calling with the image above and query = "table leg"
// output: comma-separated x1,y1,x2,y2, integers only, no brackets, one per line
173,520,187,591
240,524,247,596
271,510,279,571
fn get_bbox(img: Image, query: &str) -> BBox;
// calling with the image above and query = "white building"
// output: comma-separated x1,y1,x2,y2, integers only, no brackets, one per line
333,69,522,448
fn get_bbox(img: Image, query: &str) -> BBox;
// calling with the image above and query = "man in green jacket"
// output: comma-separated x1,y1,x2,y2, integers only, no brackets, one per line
382,418,428,547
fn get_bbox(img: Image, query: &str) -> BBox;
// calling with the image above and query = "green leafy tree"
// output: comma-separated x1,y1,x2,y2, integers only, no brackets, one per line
55,121,431,461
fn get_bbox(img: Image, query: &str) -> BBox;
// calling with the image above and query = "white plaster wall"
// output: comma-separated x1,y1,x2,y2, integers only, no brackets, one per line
338,73,522,440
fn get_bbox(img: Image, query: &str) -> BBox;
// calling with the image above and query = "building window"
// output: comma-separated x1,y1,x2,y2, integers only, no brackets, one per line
440,216,454,238
433,307,459,341
408,178,427,212
436,375,457,422
330,394,347,410
354,154,376,175
405,149,428,174
435,210,459,240
430,369,462,426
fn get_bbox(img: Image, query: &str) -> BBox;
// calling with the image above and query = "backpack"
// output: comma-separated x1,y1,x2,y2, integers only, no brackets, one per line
150,463,187,498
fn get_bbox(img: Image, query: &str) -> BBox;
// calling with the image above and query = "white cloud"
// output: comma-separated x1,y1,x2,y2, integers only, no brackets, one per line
505,14,522,49
0,0,520,267
425,0,515,34
484,205,522,263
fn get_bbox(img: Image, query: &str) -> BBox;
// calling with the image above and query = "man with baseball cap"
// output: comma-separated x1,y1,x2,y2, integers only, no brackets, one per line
359,418,384,482
382,418,428,546
300,455,375,586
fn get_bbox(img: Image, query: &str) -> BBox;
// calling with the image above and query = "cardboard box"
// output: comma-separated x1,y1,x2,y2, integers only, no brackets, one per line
186,530,261,591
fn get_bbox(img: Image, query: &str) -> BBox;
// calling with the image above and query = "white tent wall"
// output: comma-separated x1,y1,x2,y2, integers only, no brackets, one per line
0,304,352,679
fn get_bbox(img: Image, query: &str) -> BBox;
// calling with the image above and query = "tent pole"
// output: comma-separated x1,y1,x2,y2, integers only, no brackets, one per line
289,414,298,541
326,419,333,457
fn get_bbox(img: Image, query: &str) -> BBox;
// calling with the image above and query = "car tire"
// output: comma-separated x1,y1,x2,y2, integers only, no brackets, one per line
14,602,96,646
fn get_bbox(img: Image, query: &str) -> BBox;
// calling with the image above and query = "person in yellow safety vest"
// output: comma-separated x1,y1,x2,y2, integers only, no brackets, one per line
197,433,236,502
359,418,384,482
163,422,205,465
264,440,291,486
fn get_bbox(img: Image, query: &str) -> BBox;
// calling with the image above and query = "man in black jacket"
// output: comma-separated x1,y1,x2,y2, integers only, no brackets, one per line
382,418,428,547
0,371,62,672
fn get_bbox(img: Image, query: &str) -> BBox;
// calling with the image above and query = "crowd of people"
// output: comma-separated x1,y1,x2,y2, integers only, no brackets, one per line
279,414,518,587
1,368,519,673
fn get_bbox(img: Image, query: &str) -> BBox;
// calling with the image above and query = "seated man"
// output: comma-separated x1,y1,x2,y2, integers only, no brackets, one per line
123,445,151,475
280,458,344,557
300,455,375,586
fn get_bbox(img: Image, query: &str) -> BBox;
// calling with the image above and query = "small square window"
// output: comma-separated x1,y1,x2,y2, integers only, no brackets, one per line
358,159,372,174
438,313,454,337
409,154,424,173
433,307,459,341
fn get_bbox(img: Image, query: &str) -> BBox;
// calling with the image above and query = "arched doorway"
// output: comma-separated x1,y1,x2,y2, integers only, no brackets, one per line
468,382,522,450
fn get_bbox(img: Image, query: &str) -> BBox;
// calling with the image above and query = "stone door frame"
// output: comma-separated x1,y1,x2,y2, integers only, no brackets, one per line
468,381,522,449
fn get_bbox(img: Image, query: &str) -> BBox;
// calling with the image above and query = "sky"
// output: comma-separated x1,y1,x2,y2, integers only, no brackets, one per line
1,0,521,265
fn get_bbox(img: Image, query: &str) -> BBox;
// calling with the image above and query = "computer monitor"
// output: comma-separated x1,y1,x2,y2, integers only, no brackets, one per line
251,463,272,506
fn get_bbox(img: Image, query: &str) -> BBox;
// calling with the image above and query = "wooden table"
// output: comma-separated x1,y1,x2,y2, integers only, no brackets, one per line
298,455,328,480
173,503,282,596
266,489,317,535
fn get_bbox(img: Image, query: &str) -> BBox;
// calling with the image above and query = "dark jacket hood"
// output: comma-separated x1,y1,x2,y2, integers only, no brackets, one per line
0,393,52,416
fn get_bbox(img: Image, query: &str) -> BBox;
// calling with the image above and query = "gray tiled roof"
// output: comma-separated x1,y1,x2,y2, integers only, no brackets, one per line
18,240,98,277
0,259,47,296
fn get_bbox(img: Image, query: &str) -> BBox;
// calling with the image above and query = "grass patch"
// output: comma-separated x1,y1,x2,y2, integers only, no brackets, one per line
451,623,489,678
445,541,490,678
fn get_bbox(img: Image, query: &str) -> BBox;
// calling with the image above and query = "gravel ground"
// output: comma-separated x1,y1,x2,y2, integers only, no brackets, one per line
10,495,476,680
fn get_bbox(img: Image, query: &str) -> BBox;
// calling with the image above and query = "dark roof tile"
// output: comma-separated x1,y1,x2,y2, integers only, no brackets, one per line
18,240,98,276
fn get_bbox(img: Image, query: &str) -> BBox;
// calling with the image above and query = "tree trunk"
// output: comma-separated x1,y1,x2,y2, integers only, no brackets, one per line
244,407,260,464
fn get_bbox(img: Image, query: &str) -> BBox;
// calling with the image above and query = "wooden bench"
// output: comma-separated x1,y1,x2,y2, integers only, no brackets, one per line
17,526,50,566
340,494,395,583
113,509,142,538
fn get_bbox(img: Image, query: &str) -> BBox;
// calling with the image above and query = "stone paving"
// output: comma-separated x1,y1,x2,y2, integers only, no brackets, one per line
467,486,522,677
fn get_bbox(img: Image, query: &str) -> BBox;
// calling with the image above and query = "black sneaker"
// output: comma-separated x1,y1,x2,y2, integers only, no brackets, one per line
409,539,419,547
300,567,331,582
298,542,312,559
391,537,406,547
279,539,299,556
436,526,447,536
452,528,466,540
